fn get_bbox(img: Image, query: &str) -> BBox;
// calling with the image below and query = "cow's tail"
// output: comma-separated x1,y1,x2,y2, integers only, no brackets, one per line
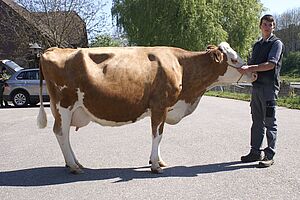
37,59,47,129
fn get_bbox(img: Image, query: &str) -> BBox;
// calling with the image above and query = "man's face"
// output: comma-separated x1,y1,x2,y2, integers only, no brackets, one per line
260,19,275,37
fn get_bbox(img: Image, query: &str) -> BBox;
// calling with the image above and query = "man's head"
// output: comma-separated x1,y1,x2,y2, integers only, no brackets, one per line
260,14,276,27
259,14,276,38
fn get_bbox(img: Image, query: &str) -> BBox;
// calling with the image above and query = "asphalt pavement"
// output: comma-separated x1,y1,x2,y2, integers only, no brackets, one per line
0,96,299,200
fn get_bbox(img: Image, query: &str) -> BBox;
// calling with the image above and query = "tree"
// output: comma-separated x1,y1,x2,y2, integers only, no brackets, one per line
282,51,300,75
219,0,262,57
274,8,300,53
112,0,262,58
112,0,226,50
90,34,123,47
15,0,109,46
274,7,300,30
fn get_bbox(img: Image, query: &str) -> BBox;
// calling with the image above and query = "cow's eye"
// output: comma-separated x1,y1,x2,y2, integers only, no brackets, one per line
231,58,237,64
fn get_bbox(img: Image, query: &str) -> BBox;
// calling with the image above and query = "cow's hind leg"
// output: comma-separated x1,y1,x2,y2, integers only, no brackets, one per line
54,108,83,174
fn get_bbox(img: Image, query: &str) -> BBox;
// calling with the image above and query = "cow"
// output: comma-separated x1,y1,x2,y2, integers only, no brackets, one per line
37,42,257,174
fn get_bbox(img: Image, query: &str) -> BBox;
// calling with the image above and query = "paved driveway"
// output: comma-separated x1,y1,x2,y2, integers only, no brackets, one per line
0,96,299,200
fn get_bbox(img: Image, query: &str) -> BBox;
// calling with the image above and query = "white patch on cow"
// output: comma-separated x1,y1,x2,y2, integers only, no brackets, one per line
70,89,91,128
213,66,241,85
71,107,91,128
209,66,255,89
150,124,163,171
55,103,79,168
165,96,202,125
219,42,244,68
37,104,47,128
54,84,68,91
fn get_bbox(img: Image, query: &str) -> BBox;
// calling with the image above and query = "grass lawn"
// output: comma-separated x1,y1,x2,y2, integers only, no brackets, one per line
281,75,300,83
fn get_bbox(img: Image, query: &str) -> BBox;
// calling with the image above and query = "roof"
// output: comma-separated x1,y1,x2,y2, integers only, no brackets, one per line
1,0,87,48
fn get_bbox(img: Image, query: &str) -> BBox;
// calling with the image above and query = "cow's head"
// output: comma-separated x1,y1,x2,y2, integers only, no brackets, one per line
218,42,245,68
211,42,257,84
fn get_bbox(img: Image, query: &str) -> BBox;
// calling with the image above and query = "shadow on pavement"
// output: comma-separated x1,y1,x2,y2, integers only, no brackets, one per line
0,161,257,186
0,103,50,109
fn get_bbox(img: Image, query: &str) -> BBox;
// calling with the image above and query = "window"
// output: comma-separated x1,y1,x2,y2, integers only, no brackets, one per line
17,70,39,80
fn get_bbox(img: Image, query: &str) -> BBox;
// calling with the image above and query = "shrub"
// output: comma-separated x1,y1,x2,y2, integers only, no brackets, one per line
282,51,300,75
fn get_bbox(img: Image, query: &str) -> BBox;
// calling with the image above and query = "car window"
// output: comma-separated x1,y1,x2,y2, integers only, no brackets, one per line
17,70,39,80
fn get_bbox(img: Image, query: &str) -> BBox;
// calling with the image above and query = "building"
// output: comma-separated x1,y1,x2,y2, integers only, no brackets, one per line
0,0,88,67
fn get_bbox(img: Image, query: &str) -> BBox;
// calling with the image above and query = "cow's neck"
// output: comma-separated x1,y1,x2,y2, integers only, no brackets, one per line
177,51,227,103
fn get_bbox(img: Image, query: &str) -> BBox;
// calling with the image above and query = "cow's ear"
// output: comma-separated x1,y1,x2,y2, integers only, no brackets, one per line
206,45,217,50
211,50,223,63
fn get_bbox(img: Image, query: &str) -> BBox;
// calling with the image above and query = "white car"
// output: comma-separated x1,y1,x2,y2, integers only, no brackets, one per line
3,68,49,107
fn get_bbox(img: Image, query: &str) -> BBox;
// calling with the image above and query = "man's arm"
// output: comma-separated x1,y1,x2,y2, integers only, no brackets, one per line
238,62,275,74
238,40,283,74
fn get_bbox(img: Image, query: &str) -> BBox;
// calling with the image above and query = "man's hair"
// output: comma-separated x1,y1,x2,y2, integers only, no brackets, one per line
260,14,276,26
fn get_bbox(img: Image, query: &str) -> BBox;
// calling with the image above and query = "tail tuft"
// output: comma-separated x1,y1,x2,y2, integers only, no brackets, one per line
37,105,47,128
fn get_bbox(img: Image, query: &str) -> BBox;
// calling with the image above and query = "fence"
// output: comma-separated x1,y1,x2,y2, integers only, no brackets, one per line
209,81,300,97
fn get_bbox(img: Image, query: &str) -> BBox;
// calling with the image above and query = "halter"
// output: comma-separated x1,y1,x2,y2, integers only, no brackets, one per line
217,46,247,85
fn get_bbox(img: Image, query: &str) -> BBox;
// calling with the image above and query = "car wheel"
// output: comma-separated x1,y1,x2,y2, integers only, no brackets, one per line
12,90,29,107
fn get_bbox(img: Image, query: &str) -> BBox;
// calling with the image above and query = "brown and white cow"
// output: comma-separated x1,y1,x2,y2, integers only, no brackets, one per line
37,42,257,174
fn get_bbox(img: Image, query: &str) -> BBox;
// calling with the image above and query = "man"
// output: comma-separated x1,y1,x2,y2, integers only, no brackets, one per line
0,67,10,107
238,14,284,168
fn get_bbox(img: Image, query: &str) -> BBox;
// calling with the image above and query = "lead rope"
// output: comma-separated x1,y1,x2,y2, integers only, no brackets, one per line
227,63,246,86
236,74,244,85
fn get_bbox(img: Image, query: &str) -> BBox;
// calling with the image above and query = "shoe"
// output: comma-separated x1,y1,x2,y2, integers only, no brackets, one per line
257,157,274,168
241,152,263,163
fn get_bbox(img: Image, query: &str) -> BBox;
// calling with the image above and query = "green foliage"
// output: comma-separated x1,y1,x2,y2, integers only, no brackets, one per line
281,75,300,82
220,0,262,58
112,0,262,55
113,0,225,50
206,90,300,110
205,91,251,101
89,34,122,47
282,51,300,76
278,95,300,109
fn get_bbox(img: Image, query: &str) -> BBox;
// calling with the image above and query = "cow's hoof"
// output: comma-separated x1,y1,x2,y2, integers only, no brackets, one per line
66,164,84,174
151,167,164,174
69,167,84,174
149,160,167,167
158,160,167,167
76,162,84,169
66,162,84,169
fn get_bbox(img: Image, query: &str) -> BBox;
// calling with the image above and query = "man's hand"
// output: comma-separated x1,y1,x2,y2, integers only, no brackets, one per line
237,65,251,74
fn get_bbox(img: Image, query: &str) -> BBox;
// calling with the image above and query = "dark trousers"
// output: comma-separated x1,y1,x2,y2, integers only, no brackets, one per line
250,87,277,159
0,82,8,107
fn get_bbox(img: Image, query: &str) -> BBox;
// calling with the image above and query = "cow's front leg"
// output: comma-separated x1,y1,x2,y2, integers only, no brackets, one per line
150,133,167,174
149,137,167,167
150,108,167,174
149,158,167,167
